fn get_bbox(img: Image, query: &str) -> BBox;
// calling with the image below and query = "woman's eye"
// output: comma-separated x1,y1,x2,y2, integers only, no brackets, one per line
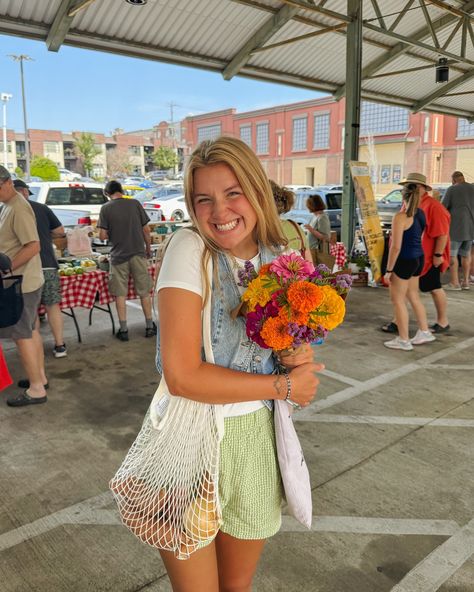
228,191,241,198
196,197,211,204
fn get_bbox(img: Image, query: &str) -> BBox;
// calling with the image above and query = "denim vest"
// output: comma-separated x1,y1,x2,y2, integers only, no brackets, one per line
155,243,278,405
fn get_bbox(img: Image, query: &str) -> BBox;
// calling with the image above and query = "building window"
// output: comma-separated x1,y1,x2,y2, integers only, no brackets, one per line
457,118,474,138
44,141,60,153
0,142,12,153
360,102,409,135
423,116,430,143
292,116,307,152
256,122,269,154
128,145,141,156
197,124,221,143
313,113,330,149
240,125,252,147
392,165,401,183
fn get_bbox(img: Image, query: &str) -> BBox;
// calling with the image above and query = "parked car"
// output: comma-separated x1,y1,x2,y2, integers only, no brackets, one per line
144,193,189,222
376,185,450,228
133,185,184,206
284,184,314,191
50,208,92,228
147,170,169,181
282,187,343,239
28,181,107,222
122,185,145,198
58,168,82,182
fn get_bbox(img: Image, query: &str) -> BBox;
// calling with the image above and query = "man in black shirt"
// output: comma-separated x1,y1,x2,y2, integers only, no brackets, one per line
14,180,68,358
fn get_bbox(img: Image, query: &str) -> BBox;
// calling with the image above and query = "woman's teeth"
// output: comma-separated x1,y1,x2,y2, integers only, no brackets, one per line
215,220,238,231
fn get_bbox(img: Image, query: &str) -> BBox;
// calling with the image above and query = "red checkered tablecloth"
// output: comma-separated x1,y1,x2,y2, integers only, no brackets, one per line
39,267,157,313
329,242,347,269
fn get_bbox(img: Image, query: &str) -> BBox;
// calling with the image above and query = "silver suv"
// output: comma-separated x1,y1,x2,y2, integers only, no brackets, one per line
282,187,343,239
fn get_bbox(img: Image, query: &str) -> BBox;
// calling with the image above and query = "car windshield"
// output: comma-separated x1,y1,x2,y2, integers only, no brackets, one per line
381,190,403,203
134,186,183,204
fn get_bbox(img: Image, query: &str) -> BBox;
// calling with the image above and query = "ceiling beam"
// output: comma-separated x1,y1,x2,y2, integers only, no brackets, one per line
412,68,474,112
333,0,474,100
46,0,95,51
222,4,299,80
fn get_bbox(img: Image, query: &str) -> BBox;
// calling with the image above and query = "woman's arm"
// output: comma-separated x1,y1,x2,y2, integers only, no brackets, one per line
385,212,405,275
158,287,322,407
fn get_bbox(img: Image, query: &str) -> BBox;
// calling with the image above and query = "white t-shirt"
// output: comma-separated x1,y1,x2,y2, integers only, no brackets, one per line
157,230,265,417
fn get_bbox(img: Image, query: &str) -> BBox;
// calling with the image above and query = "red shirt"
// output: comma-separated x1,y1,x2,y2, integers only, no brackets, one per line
418,193,451,276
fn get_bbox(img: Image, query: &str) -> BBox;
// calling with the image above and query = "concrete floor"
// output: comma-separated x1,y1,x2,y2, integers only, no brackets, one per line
0,285,473,592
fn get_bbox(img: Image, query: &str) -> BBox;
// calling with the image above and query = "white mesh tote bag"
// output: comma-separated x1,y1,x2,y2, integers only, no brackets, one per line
110,254,224,559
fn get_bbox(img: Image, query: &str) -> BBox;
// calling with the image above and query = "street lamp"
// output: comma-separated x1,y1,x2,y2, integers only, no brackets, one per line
8,54,33,180
1,92,12,169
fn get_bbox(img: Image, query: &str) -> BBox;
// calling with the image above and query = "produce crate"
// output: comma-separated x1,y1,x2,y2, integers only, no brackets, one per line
351,271,369,287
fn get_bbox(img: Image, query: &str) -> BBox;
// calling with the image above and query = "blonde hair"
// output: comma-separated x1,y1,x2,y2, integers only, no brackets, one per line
183,137,287,300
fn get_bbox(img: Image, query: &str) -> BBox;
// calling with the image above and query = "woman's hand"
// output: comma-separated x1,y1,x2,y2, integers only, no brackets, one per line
277,343,314,369
287,361,324,408
384,271,392,284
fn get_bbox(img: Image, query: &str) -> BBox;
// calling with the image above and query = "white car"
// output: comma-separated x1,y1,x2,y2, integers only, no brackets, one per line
28,181,107,221
144,193,189,222
58,168,82,182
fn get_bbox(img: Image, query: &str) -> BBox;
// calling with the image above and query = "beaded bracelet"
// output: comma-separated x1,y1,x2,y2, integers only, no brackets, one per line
283,370,300,409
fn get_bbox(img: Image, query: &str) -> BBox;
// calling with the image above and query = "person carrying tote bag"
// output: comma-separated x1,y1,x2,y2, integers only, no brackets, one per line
111,137,324,591
304,194,335,269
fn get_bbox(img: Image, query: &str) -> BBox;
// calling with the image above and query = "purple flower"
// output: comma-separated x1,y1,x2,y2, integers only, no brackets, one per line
237,260,258,287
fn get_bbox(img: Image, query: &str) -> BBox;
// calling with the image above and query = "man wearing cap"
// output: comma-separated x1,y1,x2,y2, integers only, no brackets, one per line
14,179,68,358
97,180,155,341
0,166,48,406
441,170,474,290
404,173,451,333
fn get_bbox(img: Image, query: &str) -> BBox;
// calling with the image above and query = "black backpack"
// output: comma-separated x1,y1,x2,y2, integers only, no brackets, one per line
0,253,24,329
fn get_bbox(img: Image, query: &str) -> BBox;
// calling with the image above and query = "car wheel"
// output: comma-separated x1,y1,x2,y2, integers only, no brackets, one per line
171,209,185,222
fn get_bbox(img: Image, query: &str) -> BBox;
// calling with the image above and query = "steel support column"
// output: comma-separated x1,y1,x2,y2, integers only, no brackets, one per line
341,0,362,252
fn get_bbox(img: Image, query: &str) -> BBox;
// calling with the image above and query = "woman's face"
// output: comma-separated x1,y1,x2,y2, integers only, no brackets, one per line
193,163,258,259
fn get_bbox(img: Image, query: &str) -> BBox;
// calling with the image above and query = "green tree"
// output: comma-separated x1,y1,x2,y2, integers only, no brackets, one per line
152,146,178,170
30,156,60,181
14,166,24,179
74,132,101,176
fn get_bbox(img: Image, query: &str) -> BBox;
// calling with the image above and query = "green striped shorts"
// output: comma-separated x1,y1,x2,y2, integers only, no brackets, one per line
218,406,283,540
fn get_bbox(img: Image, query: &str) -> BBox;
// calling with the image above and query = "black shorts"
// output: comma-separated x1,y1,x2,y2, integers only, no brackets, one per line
419,265,442,293
393,256,424,280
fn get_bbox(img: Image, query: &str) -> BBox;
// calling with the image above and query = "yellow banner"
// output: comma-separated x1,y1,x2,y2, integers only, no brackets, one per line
349,161,385,282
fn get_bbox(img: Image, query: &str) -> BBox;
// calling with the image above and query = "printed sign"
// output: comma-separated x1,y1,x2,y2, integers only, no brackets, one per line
349,161,385,282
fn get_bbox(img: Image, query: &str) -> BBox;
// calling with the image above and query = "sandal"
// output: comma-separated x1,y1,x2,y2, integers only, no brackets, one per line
381,321,398,333
17,379,49,390
7,391,48,407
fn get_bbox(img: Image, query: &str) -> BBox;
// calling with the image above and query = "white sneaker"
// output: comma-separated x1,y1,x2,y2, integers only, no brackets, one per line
410,330,436,345
444,283,462,291
384,337,413,351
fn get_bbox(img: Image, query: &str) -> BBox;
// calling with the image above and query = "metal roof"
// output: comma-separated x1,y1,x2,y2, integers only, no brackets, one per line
1,0,474,119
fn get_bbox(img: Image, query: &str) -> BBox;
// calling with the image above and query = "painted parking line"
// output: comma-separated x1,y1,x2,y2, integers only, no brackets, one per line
280,516,460,536
298,414,474,428
320,368,362,386
431,364,474,370
0,489,461,553
390,519,474,592
298,337,474,416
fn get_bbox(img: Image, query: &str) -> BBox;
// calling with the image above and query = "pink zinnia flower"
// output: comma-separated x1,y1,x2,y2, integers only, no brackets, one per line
269,253,314,281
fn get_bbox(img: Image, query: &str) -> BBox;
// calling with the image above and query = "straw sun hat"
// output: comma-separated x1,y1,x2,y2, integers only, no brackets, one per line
398,172,432,191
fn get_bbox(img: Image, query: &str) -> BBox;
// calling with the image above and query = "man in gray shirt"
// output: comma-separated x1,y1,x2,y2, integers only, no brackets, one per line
98,181,155,341
442,170,474,290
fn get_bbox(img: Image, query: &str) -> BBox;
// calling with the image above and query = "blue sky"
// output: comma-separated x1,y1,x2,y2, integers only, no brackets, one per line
0,34,323,135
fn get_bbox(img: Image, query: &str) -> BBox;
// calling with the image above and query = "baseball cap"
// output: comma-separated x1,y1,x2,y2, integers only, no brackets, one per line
0,165,11,181
13,179,33,195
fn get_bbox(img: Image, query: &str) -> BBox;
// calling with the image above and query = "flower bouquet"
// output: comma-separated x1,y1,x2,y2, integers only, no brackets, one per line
237,252,351,353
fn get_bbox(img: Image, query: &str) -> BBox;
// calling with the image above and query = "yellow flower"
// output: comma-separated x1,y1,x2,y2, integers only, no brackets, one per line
310,285,345,331
242,277,271,312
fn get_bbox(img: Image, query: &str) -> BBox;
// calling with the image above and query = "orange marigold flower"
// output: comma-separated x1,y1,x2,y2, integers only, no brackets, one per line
310,285,345,331
279,307,309,325
286,281,324,313
258,263,272,277
260,316,294,351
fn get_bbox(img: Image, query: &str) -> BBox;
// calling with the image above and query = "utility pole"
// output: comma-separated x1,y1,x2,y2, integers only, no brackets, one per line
168,101,179,173
1,93,13,169
8,54,33,180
